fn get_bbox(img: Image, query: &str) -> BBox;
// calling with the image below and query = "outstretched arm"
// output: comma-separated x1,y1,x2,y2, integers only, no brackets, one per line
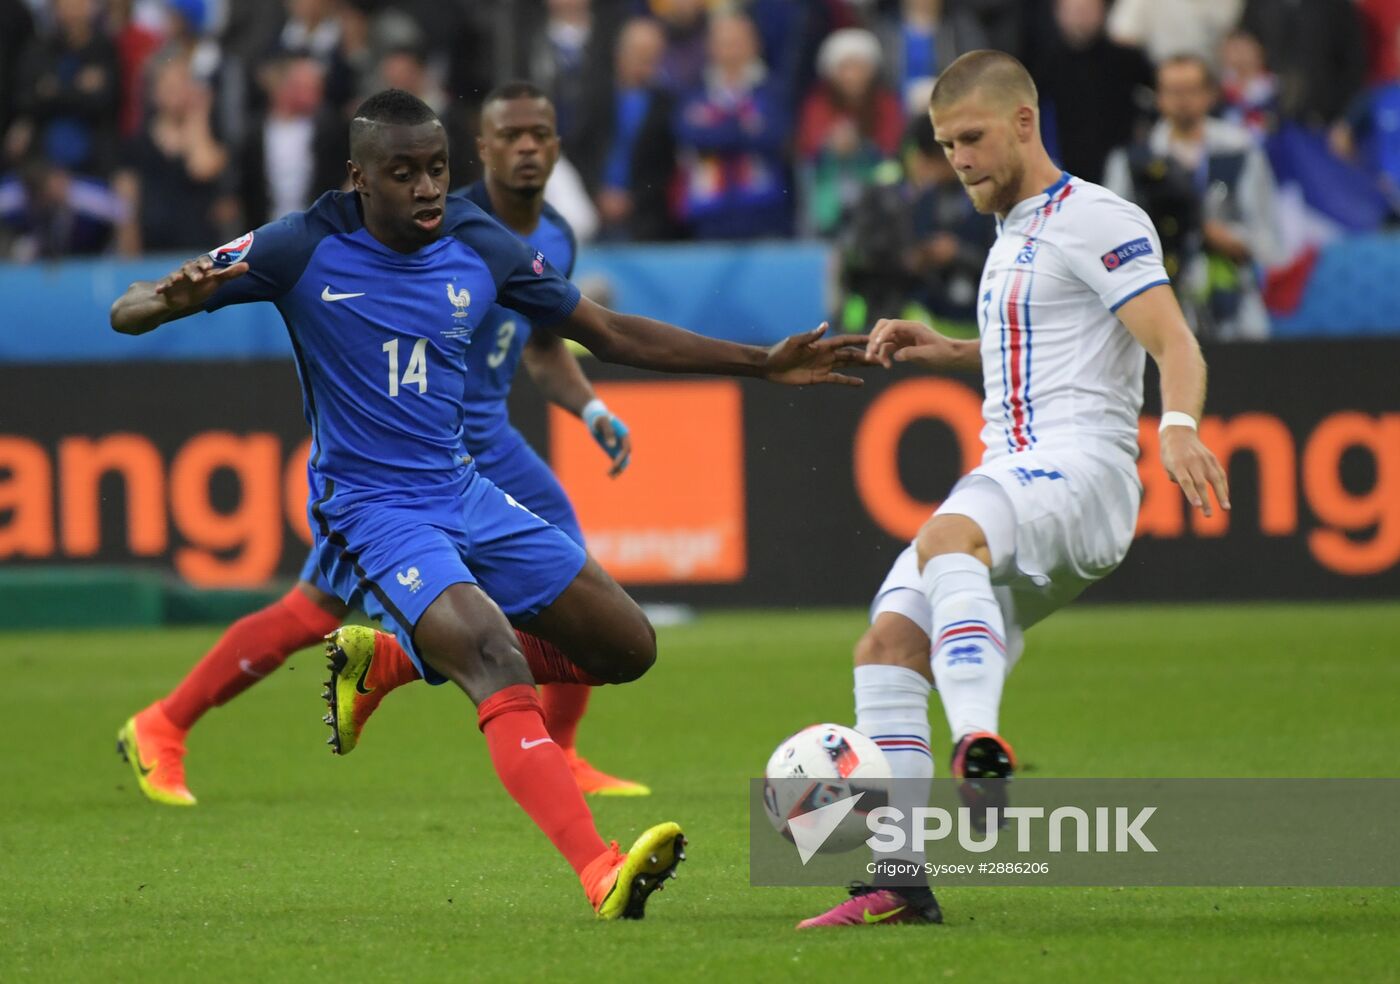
864,318,982,373
1116,283,1231,516
110,254,248,335
554,296,871,386
522,328,632,476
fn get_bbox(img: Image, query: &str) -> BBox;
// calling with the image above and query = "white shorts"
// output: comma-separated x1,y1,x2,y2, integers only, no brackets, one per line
870,448,1142,665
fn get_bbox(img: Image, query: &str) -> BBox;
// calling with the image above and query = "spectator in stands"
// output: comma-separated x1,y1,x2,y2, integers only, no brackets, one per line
527,0,597,143
836,113,993,333
1218,28,1277,142
1331,23,1400,212
673,11,791,239
236,54,346,228
279,0,342,64
0,153,124,260
651,0,709,95
744,0,842,116
576,17,678,241
796,28,903,237
1240,0,1366,127
1104,54,1282,340
1106,0,1243,68
1027,0,1153,184
278,0,357,110
872,0,988,110
155,0,252,154
5,0,119,177
113,54,228,254
107,0,163,140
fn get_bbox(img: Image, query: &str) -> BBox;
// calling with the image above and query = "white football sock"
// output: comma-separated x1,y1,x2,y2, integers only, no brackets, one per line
855,663,932,880
921,553,1009,742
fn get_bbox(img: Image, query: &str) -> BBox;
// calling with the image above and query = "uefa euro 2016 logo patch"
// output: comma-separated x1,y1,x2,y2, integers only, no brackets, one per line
209,231,255,267
1101,237,1153,271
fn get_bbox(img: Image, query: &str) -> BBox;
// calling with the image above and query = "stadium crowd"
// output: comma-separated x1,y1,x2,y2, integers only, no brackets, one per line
0,0,1394,337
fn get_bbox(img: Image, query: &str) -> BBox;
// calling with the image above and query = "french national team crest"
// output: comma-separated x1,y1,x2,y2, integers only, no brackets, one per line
532,251,545,275
209,231,254,266
446,282,471,318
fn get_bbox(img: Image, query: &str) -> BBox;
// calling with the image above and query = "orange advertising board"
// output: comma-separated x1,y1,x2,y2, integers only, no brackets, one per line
549,381,746,583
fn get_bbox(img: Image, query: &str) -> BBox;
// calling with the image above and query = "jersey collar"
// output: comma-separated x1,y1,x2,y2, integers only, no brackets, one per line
351,225,454,263
1001,170,1073,227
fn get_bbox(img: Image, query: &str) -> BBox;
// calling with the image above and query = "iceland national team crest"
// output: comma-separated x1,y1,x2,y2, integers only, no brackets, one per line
446,282,471,318
532,251,545,276
1101,237,1153,271
209,231,254,267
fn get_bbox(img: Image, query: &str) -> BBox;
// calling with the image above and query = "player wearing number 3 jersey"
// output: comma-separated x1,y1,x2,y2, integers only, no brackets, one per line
799,51,1231,929
112,87,870,921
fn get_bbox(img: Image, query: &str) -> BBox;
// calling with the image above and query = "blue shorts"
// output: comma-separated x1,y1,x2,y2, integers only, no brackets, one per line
298,429,584,586
307,469,587,684
474,427,584,547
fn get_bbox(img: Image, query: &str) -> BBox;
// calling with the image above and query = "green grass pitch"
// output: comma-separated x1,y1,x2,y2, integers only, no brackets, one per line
3,604,1397,982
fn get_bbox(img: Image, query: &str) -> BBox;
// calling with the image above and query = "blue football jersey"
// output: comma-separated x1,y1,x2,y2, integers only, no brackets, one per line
201,191,581,507
456,182,577,461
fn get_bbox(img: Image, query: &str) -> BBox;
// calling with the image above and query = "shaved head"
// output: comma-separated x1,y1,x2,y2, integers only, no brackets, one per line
349,88,442,166
929,49,1038,114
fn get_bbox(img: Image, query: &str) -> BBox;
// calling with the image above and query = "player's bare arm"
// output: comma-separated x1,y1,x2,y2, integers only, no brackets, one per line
110,255,249,335
865,318,982,372
522,328,595,415
522,328,633,476
557,297,873,386
1116,283,1231,517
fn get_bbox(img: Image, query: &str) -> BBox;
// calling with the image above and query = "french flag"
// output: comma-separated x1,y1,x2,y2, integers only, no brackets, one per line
1263,123,1388,317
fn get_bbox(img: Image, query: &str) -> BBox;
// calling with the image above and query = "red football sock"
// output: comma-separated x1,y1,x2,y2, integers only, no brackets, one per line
541,684,590,750
513,630,603,687
477,685,608,876
161,587,342,731
366,631,423,693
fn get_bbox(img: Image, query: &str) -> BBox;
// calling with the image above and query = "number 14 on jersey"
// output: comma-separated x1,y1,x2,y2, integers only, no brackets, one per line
383,338,428,396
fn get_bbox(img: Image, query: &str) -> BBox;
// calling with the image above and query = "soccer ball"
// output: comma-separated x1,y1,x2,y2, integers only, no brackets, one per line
762,724,892,855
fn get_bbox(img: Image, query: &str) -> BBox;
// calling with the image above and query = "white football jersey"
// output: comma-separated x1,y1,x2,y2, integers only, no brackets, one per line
976,173,1169,465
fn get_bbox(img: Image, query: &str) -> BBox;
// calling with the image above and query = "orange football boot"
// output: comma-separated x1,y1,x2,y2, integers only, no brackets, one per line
116,704,196,806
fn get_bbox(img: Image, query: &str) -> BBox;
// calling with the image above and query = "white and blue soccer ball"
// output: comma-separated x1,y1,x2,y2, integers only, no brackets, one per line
762,723,892,854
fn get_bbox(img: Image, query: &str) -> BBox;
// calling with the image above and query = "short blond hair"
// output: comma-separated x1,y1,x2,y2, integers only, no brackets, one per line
929,50,1038,112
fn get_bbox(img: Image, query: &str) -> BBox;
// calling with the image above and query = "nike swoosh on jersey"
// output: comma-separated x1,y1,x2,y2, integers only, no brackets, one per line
238,658,267,679
862,906,907,924
520,737,554,750
321,286,366,302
